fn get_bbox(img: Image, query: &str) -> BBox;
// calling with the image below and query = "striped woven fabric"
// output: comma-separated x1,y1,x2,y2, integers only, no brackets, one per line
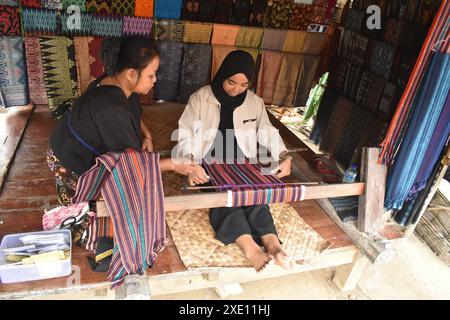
22,7,58,35
24,36,48,105
203,160,304,207
72,149,167,288
122,16,152,37
91,14,123,37
0,5,20,36
235,26,264,48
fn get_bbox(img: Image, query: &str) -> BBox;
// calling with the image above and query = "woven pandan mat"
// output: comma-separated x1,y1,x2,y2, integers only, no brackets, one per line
166,203,331,268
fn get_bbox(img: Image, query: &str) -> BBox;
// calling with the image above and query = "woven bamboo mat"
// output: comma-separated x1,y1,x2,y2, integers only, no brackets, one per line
166,203,332,268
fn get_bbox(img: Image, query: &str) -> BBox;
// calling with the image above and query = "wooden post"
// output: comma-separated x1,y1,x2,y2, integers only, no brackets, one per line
332,252,369,292
358,148,387,233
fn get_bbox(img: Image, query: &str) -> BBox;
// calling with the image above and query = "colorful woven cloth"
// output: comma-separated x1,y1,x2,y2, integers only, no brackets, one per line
154,0,182,19
154,40,184,101
213,0,233,24
260,28,287,51
0,0,18,5
256,50,284,104
302,32,327,55
24,36,48,105
369,41,396,80
110,0,134,16
72,149,167,288
154,19,184,41
267,0,294,29
20,0,41,8
87,36,104,79
183,21,212,43
0,5,20,35
91,14,123,37
293,54,320,107
122,16,152,37
85,0,111,13
272,53,303,106
180,43,212,103
181,0,199,21
197,0,216,22
60,11,92,36
211,23,239,46
248,0,267,27
0,36,29,107
134,0,153,17
22,7,58,35
339,29,369,65
235,26,264,48
61,0,86,11
39,36,78,111
230,0,251,25
40,0,62,9
282,30,307,53
378,81,400,119
289,3,314,30
210,45,236,81
73,36,93,94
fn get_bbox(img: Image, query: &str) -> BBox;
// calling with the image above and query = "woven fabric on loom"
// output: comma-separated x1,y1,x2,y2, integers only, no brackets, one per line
197,0,216,22
180,43,212,103
180,0,199,21
260,28,287,51
134,0,153,17
214,0,233,24
0,36,29,107
73,37,92,94
39,36,78,111
248,0,267,27
110,0,134,16
267,0,294,29
24,36,48,105
122,16,152,37
91,14,123,37
61,0,86,11
272,53,303,106
256,50,283,104
0,5,20,36
154,19,184,41
211,23,239,46
230,0,251,26
235,26,264,48
289,4,314,30
60,11,92,36
293,54,320,107
41,0,62,9
166,203,331,268
85,0,111,13
183,21,212,43
22,8,58,35
154,40,184,101
154,0,182,19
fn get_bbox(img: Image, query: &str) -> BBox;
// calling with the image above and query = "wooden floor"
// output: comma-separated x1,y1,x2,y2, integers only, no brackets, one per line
0,104,353,296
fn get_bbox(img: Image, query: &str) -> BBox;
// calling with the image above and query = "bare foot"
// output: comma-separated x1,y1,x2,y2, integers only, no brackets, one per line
246,249,273,272
267,248,294,270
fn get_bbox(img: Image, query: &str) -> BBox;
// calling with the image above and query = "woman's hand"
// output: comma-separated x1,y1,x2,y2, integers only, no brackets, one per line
187,165,210,186
272,156,292,179
142,137,153,152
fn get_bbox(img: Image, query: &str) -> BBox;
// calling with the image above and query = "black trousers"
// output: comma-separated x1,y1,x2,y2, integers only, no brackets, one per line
209,205,278,246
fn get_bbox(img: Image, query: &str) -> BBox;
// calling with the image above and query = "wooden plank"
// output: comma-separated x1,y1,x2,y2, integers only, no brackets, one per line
358,148,387,233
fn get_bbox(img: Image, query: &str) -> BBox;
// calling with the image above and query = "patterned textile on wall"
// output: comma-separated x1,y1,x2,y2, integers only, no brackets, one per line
40,0,62,9
260,28,287,51
289,4,314,30
91,14,123,37
154,19,184,41
39,36,78,111
183,21,212,43
135,0,154,17
197,0,216,22
293,54,320,107
20,0,41,8
87,36,104,79
230,0,251,26
122,16,152,36
181,0,200,21
339,29,369,65
272,53,303,107
235,26,264,48
378,81,400,119
396,52,417,89
211,45,236,81
343,62,363,101
355,70,379,112
282,30,307,53
0,36,29,107
328,57,350,94
60,11,92,36
344,8,365,32
110,0,134,16
61,0,86,11
24,36,48,104
256,50,284,104
369,41,395,80
302,32,328,55
85,0,111,13
309,88,339,145
22,7,58,35
154,0,182,19
384,18,427,53
214,0,233,24
0,0,18,5
0,5,20,36
267,0,294,29
248,0,267,27
154,40,184,101
180,43,211,103
211,23,239,46
364,74,385,114
73,36,92,94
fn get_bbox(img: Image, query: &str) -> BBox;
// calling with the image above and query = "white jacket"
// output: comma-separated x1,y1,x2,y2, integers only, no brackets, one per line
174,85,287,161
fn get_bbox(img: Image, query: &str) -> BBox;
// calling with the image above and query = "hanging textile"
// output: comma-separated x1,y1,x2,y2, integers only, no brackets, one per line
110,0,134,16
260,28,287,51
1,0,18,5
339,29,369,66
302,32,327,55
0,36,29,108
256,50,284,104
329,196,359,222
394,52,417,89
135,0,153,17
61,0,86,11
197,0,216,22
328,57,350,94
272,53,303,107
87,36,104,79
154,19,184,41
378,81,400,119
364,75,386,115
312,0,329,23
288,4,314,30
0,6,19,36
60,11,92,36
22,7,58,35
122,16,153,37
384,18,426,53
183,21,212,44
91,14,123,37
39,36,78,111
210,45,236,81
385,52,450,210
248,0,267,27
309,88,338,145
369,41,395,80
282,30,307,53
154,0,182,19
181,0,199,21
154,40,184,101
211,24,239,46
73,36,93,95
203,161,305,207
85,0,111,13
20,0,40,8
343,63,363,101
40,0,62,9
180,43,212,103
267,0,294,29
24,36,48,105
213,0,233,24
293,54,320,107
230,0,251,26
72,149,167,289
235,26,264,48
344,8,365,32
415,0,441,27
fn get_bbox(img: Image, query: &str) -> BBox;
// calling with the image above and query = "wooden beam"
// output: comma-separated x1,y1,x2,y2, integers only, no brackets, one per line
358,148,387,233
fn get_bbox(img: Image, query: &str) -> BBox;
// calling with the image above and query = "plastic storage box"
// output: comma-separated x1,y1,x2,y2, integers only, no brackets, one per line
0,230,72,284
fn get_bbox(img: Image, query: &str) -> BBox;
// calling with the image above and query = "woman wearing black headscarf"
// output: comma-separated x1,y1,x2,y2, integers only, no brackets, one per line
176,50,293,271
